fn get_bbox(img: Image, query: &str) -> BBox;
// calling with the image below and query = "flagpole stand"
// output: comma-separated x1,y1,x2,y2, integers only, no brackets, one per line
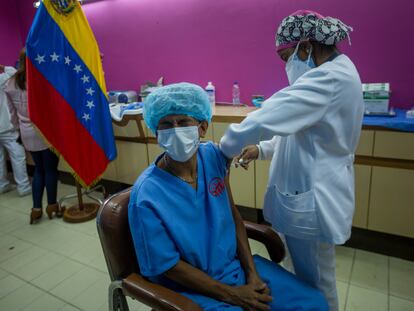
62,180,102,223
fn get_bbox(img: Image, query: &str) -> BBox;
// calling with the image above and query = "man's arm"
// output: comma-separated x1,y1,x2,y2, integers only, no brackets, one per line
224,173,257,280
224,173,270,296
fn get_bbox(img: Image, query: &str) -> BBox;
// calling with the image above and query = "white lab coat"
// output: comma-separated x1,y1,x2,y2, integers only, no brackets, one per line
0,66,31,195
0,66,17,134
220,54,364,245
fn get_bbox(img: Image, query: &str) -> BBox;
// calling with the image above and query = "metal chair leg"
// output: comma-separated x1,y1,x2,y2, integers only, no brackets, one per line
109,281,130,311
118,293,129,311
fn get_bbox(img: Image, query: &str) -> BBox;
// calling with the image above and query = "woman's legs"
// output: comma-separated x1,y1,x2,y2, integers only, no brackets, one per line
30,151,45,209
41,149,59,204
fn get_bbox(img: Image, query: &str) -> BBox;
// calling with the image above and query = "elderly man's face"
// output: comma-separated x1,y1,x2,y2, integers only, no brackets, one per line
157,114,208,138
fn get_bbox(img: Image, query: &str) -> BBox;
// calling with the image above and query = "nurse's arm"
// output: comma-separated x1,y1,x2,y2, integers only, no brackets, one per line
164,260,271,310
219,69,333,158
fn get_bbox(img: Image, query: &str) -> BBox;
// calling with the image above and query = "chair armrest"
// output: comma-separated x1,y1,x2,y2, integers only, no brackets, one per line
244,221,285,263
122,273,203,311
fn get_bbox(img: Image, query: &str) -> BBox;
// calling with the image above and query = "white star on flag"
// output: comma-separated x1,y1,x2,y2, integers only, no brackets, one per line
73,64,82,74
64,56,71,65
50,52,59,62
86,87,95,96
81,75,90,83
82,113,91,121
86,100,95,109
35,54,45,64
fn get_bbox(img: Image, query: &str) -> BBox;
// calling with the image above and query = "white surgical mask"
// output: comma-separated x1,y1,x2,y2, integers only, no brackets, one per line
285,42,316,85
157,126,200,162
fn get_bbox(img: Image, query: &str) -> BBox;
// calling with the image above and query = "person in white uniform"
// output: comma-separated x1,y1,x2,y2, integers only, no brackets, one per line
219,10,364,311
0,64,31,196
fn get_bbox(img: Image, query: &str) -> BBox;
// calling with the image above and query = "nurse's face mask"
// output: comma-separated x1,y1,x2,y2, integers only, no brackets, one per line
285,42,316,85
157,116,200,162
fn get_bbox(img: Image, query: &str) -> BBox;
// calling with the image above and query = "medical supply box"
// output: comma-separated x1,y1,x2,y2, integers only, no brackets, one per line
362,83,390,113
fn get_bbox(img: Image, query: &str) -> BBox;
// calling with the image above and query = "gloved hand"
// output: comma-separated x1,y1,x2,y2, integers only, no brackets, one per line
234,145,259,170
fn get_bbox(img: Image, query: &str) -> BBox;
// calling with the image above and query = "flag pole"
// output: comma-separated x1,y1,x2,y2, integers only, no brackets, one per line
76,180,84,210
62,177,100,223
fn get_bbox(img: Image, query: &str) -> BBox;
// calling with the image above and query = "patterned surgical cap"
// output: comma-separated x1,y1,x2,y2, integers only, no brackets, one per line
276,10,353,51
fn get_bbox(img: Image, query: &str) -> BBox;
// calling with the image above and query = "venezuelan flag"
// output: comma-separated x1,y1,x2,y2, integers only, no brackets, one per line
26,0,116,187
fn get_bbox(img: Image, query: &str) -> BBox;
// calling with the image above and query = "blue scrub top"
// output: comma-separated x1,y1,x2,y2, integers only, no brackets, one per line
129,141,329,310
128,142,244,287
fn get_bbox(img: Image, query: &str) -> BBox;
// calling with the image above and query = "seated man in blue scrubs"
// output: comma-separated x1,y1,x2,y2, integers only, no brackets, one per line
128,83,328,311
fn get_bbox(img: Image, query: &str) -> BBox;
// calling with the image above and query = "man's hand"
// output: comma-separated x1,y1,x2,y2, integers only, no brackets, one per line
248,273,271,296
234,145,259,170
226,283,272,311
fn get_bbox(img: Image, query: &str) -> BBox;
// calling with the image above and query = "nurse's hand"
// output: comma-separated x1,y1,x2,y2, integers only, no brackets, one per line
234,145,259,170
227,283,272,311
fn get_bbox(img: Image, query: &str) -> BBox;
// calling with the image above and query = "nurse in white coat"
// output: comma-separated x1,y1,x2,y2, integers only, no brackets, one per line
0,64,31,196
219,10,364,311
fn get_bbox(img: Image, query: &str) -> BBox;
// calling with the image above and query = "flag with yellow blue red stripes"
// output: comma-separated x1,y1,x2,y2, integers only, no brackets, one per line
26,0,117,187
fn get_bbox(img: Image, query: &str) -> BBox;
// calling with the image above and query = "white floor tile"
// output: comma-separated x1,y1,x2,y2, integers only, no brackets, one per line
21,292,66,311
256,246,270,260
71,275,108,311
346,285,388,311
0,283,43,311
390,257,414,301
126,297,151,311
70,241,102,265
0,274,25,299
336,246,355,282
337,280,349,311
59,304,82,311
0,236,32,263
0,269,9,280
0,245,47,272
32,258,84,291
50,266,106,301
0,234,18,249
350,250,389,293
13,251,65,281
248,238,264,254
389,296,414,311
89,253,108,273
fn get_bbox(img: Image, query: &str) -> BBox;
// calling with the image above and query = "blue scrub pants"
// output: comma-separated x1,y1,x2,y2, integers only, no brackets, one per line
183,255,329,310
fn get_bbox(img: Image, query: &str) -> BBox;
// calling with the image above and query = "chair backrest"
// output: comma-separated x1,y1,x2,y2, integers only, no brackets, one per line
96,187,139,281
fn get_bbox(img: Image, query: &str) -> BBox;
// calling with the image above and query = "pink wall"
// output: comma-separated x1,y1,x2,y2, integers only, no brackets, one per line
12,0,414,108
0,0,23,65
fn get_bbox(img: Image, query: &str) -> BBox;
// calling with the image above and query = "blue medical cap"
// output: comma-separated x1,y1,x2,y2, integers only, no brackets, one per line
143,82,212,134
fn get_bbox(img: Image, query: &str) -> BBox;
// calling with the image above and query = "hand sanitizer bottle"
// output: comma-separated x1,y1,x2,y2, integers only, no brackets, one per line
232,82,240,105
205,82,215,108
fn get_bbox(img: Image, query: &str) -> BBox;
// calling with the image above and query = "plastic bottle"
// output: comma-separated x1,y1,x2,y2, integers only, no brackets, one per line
205,82,215,108
232,82,240,105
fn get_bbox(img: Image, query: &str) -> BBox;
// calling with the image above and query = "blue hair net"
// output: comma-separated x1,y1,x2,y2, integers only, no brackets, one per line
143,82,212,134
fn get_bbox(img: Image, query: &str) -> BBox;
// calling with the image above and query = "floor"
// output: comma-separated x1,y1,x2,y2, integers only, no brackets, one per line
0,183,413,311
